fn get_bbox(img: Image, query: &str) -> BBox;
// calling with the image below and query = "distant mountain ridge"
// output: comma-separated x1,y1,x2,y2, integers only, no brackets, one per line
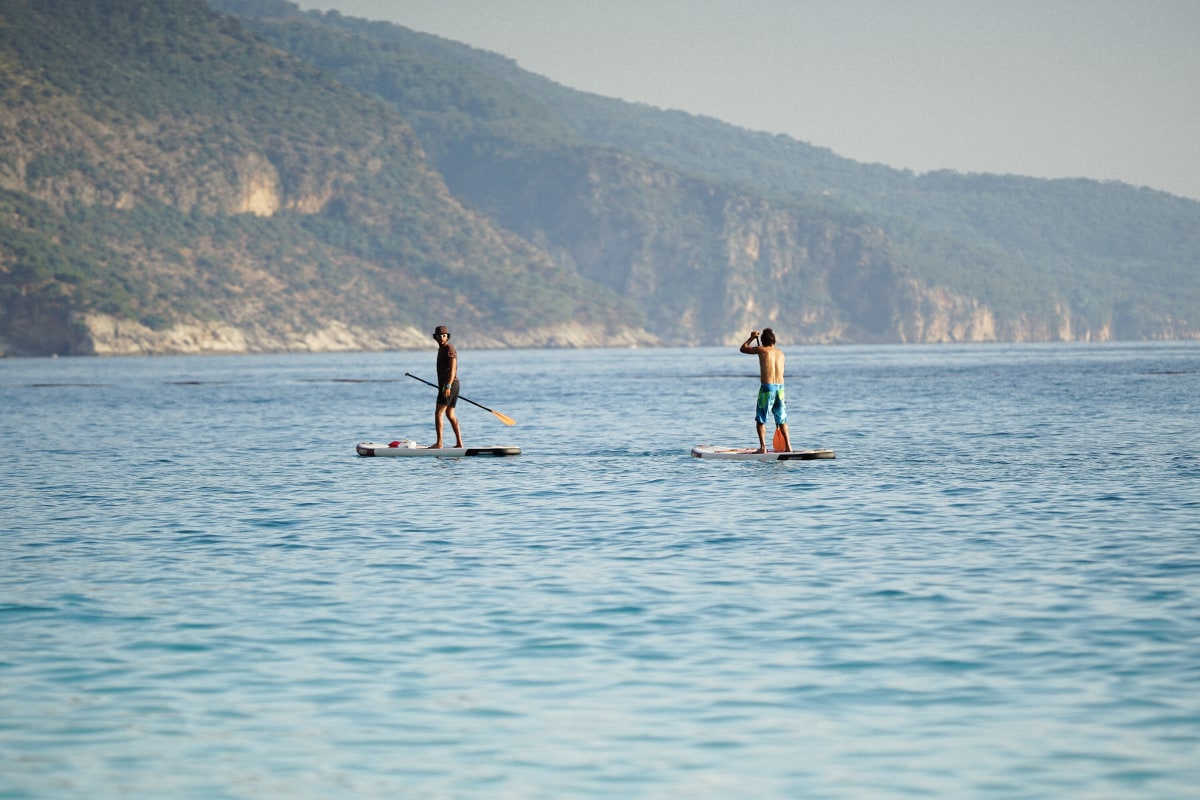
0,0,1196,356
250,1,1196,343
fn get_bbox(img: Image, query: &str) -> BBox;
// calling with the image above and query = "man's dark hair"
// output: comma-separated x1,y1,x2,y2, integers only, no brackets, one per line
761,328,776,346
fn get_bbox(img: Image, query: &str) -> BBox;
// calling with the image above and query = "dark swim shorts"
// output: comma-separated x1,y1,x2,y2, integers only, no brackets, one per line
438,379,460,408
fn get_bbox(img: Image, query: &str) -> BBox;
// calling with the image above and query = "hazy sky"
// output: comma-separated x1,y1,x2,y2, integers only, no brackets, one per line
295,1,1200,201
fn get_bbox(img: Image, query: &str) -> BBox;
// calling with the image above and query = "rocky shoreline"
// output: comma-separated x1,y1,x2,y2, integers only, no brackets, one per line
0,313,662,357
4,309,1196,358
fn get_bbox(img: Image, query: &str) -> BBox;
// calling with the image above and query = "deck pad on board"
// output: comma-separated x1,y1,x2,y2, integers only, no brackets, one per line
691,444,835,461
356,441,521,457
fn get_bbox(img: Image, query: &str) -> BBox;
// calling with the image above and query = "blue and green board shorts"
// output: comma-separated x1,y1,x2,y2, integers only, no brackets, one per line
756,383,786,425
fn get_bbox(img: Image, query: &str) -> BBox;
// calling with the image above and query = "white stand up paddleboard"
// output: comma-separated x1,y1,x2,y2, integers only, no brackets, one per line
356,440,521,457
691,444,835,461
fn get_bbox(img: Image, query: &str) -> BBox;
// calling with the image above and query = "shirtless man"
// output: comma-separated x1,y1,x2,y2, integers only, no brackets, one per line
740,328,792,453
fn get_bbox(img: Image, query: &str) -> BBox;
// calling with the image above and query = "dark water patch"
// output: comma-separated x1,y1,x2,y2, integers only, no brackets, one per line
0,602,60,615
30,382,112,387
127,639,214,653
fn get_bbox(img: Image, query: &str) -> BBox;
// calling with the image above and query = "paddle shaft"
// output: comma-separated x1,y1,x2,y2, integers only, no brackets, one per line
404,372,516,425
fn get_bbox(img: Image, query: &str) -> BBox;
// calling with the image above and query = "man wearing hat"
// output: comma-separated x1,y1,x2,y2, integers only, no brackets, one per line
431,325,464,448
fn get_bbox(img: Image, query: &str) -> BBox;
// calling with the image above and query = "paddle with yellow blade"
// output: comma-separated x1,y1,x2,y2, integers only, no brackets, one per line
404,372,516,426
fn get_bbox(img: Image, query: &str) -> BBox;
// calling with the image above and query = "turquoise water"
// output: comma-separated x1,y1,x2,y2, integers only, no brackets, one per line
2,343,1198,799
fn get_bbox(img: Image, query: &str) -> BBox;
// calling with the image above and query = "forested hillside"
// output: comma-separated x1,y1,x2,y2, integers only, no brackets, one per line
2,0,1197,356
0,0,641,355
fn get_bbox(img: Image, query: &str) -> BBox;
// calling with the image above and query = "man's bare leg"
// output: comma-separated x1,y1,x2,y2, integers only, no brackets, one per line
432,404,446,448
447,408,464,448
755,421,767,454
779,422,792,453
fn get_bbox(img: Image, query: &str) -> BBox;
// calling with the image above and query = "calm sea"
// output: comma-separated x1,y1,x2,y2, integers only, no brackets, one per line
2,342,1198,799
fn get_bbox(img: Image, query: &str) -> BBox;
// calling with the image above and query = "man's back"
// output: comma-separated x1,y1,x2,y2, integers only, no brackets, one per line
757,346,785,384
